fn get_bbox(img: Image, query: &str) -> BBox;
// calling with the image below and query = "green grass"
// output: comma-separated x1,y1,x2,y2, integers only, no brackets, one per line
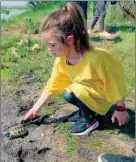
2,35,21,50
1,8,10,14
2,2,65,31
87,1,134,27
55,124,77,156
65,134,77,155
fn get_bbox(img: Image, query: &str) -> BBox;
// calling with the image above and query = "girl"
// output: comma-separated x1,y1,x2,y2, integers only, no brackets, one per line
24,2,129,136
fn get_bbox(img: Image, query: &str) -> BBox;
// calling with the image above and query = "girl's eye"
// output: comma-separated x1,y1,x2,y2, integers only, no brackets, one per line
51,44,55,47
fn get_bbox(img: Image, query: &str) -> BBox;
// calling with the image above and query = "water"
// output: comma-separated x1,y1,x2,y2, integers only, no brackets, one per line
1,9,26,20
1,1,27,20
1,1,27,7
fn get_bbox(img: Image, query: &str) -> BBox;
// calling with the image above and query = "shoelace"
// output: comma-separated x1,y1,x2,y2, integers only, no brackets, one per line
75,118,87,126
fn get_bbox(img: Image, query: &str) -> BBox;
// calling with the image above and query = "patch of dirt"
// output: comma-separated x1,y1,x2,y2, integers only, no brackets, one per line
3,28,41,41
109,135,134,156
1,75,135,162
4,28,23,37
54,103,78,119
32,34,41,40
2,92,134,162
2,94,99,162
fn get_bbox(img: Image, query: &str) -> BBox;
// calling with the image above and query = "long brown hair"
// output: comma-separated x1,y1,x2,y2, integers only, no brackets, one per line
39,2,91,52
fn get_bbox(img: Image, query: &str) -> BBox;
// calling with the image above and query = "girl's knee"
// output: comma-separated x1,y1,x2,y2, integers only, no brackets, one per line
63,91,74,103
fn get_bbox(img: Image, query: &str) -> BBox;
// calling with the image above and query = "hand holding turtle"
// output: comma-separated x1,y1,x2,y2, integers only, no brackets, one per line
24,91,51,120
24,107,38,120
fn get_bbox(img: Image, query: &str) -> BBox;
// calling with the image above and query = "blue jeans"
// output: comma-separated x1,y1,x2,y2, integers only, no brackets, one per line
90,1,107,30
65,1,88,20
63,90,95,119
75,1,88,20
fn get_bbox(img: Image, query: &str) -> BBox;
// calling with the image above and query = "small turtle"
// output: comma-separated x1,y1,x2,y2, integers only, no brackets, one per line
3,124,28,139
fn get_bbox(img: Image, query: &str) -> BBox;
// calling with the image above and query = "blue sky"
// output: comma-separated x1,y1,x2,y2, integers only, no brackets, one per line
1,1,27,7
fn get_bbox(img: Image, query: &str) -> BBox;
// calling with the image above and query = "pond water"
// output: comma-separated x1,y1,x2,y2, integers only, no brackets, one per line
1,9,26,20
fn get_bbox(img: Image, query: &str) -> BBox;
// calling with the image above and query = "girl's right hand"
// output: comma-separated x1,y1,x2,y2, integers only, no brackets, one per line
24,108,38,120
23,91,50,120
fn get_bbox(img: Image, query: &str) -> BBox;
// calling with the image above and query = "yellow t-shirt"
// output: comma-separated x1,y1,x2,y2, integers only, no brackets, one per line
44,48,127,115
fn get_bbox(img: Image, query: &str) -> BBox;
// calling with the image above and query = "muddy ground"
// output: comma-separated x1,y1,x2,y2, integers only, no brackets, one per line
1,79,135,162
1,80,101,162
1,97,98,162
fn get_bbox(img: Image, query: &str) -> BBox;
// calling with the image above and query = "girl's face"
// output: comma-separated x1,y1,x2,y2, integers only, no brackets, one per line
42,30,68,57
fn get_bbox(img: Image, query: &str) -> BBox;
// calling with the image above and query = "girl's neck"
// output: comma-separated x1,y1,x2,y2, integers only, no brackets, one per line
66,48,85,65
67,47,83,58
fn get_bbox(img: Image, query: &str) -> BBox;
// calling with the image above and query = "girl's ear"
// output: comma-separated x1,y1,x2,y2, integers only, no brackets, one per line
66,35,74,46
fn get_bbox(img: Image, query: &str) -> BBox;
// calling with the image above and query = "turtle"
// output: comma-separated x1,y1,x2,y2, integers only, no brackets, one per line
3,124,28,139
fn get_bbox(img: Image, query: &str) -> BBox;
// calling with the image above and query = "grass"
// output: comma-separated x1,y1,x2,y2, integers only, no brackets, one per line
2,2,135,158
55,123,77,156
2,2,65,31
87,1,134,27
65,134,77,155
1,8,10,14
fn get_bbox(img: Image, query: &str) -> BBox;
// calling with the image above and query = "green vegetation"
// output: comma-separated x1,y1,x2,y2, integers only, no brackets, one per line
2,35,53,81
87,1,134,27
1,8,10,14
2,2,135,158
2,2,65,31
65,134,77,155
27,1,64,10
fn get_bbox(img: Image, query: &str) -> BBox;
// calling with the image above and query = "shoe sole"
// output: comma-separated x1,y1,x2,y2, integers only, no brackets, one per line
71,121,99,136
97,154,103,162
98,154,121,162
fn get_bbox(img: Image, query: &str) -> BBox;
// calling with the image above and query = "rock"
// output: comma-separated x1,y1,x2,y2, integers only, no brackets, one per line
31,44,40,51
54,103,78,119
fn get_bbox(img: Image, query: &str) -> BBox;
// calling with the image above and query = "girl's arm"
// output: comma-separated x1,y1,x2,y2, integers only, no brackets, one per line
111,97,129,126
24,91,50,120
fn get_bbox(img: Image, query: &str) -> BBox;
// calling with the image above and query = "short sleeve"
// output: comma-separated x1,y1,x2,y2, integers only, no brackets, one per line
44,58,71,96
96,51,127,102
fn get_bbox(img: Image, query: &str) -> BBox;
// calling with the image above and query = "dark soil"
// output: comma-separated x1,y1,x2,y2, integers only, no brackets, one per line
1,89,99,162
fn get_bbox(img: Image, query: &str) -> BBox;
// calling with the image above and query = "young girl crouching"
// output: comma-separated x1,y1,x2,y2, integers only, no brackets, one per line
24,2,129,136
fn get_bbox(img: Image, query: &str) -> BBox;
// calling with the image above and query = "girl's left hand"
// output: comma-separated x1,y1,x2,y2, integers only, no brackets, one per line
111,110,129,126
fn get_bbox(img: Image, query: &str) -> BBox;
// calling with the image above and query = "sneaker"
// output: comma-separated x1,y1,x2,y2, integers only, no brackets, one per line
99,31,111,37
69,117,99,135
88,29,99,34
98,153,135,162
68,110,81,122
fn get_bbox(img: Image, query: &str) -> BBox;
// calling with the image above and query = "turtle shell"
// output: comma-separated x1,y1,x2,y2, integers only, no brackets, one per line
8,124,28,139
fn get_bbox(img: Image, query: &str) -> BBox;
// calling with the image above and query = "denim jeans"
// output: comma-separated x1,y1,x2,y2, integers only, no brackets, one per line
63,90,95,119
90,1,107,30
65,1,88,20
75,1,88,20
